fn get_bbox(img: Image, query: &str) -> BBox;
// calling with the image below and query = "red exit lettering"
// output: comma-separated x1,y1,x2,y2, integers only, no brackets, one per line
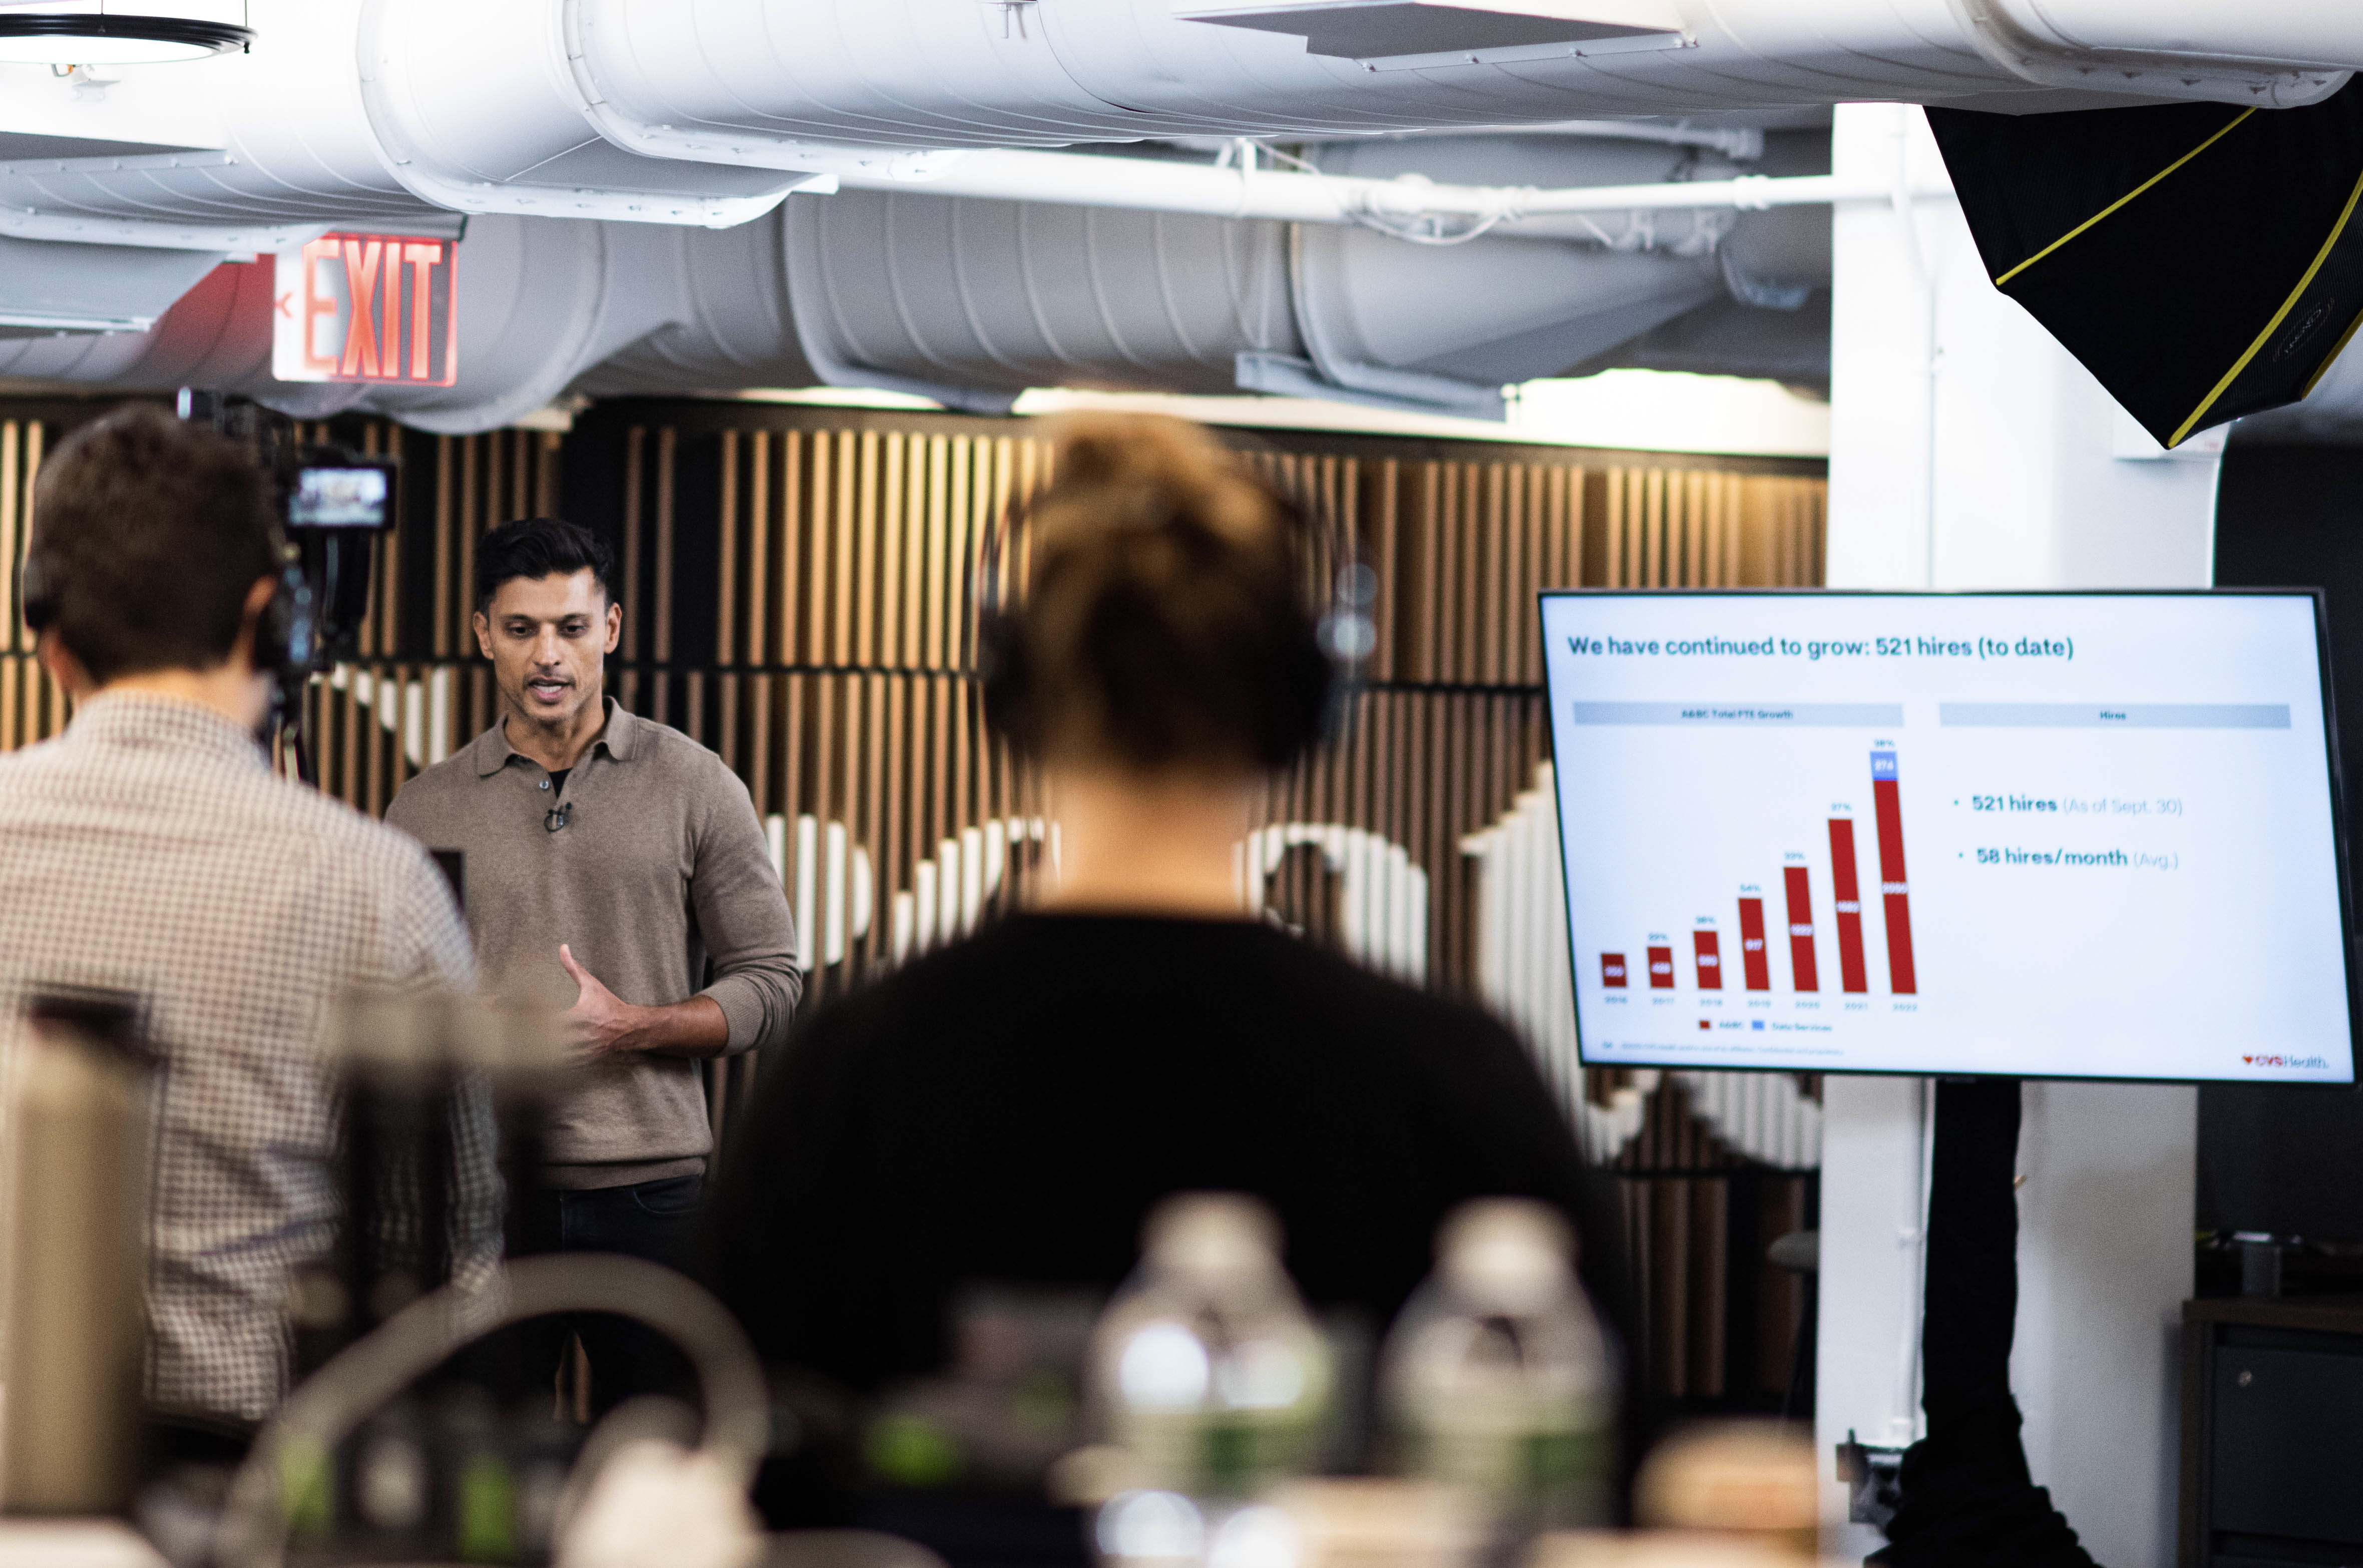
274,233,458,387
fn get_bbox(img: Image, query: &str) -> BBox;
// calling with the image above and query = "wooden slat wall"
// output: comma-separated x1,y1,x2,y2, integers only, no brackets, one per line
0,420,70,752
1598,1073,1822,1406
0,402,1827,1033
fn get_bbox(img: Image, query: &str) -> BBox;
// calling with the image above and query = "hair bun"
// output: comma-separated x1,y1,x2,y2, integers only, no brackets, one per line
1051,413,1223,489
1046,414,1269,547
987,412,1334,772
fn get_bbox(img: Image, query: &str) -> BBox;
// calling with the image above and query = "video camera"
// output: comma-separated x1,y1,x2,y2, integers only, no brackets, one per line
177,389,400,774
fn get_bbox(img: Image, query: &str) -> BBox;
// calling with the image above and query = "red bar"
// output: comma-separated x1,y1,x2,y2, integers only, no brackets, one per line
1737,896,1771,990
1647,944,1676,989
1783,864,1819,992
1601,953,1628,988
1827,818,1869,993
1871,749,1918,995
1693,929,1723,990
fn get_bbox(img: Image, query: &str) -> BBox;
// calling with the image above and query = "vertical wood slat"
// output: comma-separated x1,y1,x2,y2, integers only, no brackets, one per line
718,430,739,668
458,437,483,662
833,432,859,669
808,435,835,670
2,422,21,750
1,422,20,659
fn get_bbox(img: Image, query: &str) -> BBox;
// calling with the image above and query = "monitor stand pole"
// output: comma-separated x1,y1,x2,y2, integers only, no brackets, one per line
1870,1078,2098,1568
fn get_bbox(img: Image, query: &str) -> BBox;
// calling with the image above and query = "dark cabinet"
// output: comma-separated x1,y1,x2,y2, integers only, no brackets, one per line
2182,1296,2363,1567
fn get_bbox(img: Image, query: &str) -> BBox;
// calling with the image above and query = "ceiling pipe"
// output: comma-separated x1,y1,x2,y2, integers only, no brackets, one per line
836,147,1886,245
1361,120,1770,158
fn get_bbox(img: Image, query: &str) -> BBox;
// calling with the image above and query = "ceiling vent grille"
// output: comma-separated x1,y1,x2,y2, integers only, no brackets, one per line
1173,1,1685,64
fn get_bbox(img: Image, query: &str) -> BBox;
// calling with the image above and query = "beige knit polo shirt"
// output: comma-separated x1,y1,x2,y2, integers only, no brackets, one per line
385,699,802,1188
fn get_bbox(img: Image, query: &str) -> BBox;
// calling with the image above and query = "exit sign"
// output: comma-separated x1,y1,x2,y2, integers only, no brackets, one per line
274,233,458,386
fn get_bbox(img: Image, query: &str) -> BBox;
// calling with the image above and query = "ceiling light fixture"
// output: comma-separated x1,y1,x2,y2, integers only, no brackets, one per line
0,10,251,67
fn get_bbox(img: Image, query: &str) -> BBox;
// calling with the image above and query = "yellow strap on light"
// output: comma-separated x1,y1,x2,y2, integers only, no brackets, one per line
2170,165,2363,449
1994,108,2257,288
2302,307,2363,401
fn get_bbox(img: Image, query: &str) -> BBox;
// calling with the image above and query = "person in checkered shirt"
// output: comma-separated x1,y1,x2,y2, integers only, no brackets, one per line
0,406,501,1427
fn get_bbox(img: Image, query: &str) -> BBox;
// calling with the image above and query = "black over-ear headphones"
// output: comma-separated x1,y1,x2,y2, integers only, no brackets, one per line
19,552,57,642
23,528,311,730
972,467,1371,769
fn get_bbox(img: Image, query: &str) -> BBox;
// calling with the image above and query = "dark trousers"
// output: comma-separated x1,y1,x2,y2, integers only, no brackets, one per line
1872,1080,2098,1568
503,1173,704,1419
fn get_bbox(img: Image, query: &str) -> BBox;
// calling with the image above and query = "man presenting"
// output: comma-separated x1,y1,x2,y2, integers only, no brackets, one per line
386,517,799,1408
0,406,498,1427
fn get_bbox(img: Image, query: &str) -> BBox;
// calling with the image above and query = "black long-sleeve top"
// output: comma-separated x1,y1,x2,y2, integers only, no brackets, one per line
697,913,1638,1414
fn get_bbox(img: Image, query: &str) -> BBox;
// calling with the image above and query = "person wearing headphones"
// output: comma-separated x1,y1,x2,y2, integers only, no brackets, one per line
698,414,1634,1440
0,405,499,1430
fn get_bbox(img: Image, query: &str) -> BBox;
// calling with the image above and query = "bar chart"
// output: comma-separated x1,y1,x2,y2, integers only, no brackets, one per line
1594,747,1921,1000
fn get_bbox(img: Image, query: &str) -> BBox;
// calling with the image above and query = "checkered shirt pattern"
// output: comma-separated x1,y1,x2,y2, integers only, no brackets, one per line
0,694,502,1422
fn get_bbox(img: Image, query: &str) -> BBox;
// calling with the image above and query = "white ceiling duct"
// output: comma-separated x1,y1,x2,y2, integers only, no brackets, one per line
557,0,2357,183
569,215,816,403
355,0,832,227
7,0,2357,258
1,0,2360,431
1280,134,1726,418
0,2,417,231
782,194,1302,414
0,233,225,331
0,137,1829,432
0,259,358,416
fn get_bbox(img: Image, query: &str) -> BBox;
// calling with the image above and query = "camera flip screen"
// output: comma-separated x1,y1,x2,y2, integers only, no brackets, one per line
288,466,392,530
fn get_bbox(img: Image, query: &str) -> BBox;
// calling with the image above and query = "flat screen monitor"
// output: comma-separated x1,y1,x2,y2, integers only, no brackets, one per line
1539,591,2358,1084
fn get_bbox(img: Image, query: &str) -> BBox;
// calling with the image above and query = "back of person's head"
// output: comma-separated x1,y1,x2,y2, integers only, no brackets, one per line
22,404,285,686
984,414,1332,773
475,516,614,613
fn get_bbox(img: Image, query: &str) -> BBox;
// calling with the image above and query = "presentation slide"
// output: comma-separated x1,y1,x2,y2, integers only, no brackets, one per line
1541,592,2356,1083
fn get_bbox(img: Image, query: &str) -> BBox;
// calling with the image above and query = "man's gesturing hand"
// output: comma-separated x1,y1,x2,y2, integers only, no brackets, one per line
557,943,734,1063
560,943,640,1061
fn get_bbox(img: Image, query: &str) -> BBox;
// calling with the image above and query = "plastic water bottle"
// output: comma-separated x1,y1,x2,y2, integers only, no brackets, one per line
1090,1194,1333,1568
1380,1199,1615,1543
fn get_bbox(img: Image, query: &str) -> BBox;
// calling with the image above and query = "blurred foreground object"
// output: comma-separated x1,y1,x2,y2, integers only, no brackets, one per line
2,991,151,1517
1633,1424,1816,1557
289,986,563,1377
213,1254,765,1568
1526,1532,1802,1568
1274,1478,1481,1568
1383,1200,1615,1543
1090,1195,1335,1568
1928,79,2363,450
1091,1195,1334,1498
560,1439,760,1568
0,1519,171,1568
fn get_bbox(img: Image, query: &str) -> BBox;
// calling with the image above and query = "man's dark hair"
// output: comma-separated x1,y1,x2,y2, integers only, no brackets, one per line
475,517,615,615
23,404,284,686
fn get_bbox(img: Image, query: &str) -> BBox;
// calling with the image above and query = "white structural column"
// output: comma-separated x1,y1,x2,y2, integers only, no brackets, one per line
1816,104,2214,1566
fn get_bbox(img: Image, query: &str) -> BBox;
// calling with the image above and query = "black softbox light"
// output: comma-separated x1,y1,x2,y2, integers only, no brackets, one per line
1928,81,2363,449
